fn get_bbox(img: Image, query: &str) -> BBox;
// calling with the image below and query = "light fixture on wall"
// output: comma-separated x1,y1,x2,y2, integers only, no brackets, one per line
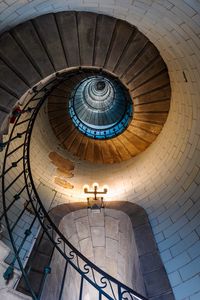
83,183,108,212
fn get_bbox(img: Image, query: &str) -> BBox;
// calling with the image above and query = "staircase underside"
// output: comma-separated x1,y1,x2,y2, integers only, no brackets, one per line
0,11,171,164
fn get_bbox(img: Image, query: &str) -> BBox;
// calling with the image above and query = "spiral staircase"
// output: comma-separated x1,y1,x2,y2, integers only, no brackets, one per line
0,11,172,300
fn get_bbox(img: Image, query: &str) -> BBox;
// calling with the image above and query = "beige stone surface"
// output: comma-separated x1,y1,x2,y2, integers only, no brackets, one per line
0,289,31,300
79,237,94,259
105,257,118,278
94,247,105,268
106,237,118,259
88,210,104,227
59,214,76,239
91,227,105,247
55,209,136,294
75,216,90,240
1,2,200,297
105,216,119,240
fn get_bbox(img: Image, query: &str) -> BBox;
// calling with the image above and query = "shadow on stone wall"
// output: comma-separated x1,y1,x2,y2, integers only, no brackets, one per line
17,201,175,300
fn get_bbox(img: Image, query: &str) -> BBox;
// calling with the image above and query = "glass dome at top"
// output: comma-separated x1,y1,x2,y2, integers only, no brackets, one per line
68,75,133,139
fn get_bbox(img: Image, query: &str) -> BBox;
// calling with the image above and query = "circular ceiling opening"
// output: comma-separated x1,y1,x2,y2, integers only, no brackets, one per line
68,75,133,140
48,64,170,164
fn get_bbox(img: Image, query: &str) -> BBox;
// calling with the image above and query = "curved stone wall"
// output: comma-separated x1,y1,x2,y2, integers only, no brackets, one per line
20,202,172,299
0,2,200,300
41,208,145,300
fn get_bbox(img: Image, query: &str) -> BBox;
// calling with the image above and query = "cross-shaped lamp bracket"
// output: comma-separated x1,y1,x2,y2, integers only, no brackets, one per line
84,183,108,211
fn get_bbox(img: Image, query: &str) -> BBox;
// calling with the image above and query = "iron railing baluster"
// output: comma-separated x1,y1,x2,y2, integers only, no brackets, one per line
58,260,68,300
4,156,23,175
12,214,37,269
10,199,32,232
15,185,26,197
4,170,24,193
0,69,147,300
15,118,31,126
79,276,84,300
0,188,25,222
7,143,25,157
37,266,51,299
118,286,122,300
25,229,46,277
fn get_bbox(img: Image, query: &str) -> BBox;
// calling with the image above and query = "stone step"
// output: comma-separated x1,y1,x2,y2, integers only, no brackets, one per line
12,21,54,78
0,33,41,87
77,12,97,66
0,12,170,165
94,15,116,68
56,11,80,67
33,14,67,72
104,19,134,72
0,59,28,98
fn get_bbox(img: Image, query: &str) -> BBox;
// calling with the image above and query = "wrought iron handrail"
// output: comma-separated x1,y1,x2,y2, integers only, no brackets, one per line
1,68,147,300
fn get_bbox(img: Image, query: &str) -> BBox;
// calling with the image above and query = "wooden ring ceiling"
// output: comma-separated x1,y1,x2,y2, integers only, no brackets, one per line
48,13,171,164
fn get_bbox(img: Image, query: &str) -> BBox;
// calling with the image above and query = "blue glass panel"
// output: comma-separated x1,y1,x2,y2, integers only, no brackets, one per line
68,75,133,140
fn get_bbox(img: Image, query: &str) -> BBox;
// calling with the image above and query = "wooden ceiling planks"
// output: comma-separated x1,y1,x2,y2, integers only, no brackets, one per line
47,13,171,164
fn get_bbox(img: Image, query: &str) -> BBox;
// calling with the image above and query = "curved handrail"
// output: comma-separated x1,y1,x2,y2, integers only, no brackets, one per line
1,68,147,300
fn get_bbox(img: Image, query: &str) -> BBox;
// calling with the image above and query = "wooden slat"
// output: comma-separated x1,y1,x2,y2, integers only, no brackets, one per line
131,120,162,135
76,136,89,160
48,103,67,112
128,57,166,90
64,129,81,151
62,73,86,88
106,140,122,163
132,85,171,105
70,133,84,157
134,112,168,124
84,139,95,162
58,123,76,144
117,134,140,157
50,88,68,97
112,138,132,161
132,72,170,97
128,126,157,143
115,31,148,78
50,115,71,129
134,100,170,113
125,130,149,151
48,96,67,105
48,110,67,120
99,140,115,164
93,141,103,164
50,121,68,136
122,43,158,84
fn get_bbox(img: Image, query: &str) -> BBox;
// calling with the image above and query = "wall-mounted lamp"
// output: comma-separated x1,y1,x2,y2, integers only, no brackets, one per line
83,183,108,212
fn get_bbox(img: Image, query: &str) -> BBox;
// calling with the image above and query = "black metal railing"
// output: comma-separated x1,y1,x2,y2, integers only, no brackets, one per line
1,68,147,300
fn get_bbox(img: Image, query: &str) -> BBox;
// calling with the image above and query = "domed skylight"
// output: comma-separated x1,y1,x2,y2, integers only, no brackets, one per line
68,75,133,139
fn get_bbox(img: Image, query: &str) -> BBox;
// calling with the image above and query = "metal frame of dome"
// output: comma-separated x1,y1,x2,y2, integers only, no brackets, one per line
68,75,133,140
